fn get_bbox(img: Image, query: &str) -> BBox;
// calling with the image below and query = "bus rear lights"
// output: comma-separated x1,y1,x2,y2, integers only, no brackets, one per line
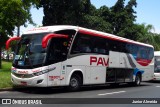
37,79,43,84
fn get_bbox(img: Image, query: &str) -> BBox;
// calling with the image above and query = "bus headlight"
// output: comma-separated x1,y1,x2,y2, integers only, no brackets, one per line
33,70,49,76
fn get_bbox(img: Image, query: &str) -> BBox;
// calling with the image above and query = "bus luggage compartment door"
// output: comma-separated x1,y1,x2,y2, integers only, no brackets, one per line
109,51,120,68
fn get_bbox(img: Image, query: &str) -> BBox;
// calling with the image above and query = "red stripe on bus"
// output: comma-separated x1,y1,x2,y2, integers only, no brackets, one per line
136,58,152,66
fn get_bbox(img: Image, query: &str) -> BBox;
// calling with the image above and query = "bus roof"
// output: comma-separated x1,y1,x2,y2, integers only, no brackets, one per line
24,25,78,34
24,25,153,48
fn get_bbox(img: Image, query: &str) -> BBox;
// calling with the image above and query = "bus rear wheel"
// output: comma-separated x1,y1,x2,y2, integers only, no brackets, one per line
134,73,141,86
68,75,82,91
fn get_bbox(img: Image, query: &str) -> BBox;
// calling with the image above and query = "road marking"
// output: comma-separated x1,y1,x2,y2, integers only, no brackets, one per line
98,91,126,96
156,86,160,87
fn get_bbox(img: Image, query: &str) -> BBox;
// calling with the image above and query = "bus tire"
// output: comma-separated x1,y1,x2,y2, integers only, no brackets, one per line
134,73,141,86
68,75,82,91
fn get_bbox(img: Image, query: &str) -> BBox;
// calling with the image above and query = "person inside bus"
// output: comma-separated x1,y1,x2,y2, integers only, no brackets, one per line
80,44,91,53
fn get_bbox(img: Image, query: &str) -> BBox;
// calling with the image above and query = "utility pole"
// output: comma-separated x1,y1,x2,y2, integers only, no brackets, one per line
17,26,20,37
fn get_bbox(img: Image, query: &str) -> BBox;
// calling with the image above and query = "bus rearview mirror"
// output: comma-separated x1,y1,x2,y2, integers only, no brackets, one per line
6,37,21,50
42,33,68,48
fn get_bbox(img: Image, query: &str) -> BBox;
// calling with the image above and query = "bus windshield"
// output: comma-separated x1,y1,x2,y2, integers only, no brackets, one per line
155,56,160,73
12,30,76,69
13,33,48,69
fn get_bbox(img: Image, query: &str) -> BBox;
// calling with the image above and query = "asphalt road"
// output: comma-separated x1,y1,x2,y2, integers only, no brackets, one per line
1,81,160,107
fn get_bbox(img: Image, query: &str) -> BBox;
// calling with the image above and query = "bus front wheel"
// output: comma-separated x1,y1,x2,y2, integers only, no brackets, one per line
68,75,82,91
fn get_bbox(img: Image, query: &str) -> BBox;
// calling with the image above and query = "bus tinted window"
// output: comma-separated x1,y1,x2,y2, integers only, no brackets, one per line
148,48,154,60
93,37,109,55
109,40,120,52
71,33,93,54
137,46,152,60
46,38,68,64
54,30,76,50
126,44,139,55
120,42,128,53
138,47,148,59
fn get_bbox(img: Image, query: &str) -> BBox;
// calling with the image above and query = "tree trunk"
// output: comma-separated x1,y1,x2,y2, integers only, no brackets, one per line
7,51,9,62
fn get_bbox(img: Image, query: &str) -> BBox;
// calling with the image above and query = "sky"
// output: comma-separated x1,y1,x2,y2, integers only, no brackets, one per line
19,0,160,35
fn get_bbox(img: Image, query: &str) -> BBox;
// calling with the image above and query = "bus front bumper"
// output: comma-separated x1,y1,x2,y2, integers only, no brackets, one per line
11,73,48,87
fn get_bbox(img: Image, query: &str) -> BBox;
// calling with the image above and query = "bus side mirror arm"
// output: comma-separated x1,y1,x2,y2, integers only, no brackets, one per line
42,33,68,48
6,37,21,50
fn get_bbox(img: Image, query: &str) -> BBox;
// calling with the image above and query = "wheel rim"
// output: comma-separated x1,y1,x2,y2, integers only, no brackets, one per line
136,75,140,85
70,78,78,88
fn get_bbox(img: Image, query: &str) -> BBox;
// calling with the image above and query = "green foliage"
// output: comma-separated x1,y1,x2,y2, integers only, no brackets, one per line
136,23,160,50
0,0,36,36
0,0,39,68
0,61,12,88
83,15,112,33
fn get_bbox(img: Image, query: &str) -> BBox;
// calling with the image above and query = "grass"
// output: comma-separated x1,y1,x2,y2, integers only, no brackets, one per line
0,61,13,89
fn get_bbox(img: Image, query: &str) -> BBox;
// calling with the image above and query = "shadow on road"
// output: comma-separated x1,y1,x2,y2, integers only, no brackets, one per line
146,80,160,83
12,82,152,95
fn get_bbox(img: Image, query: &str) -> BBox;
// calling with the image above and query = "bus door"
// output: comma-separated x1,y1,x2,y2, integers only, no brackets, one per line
46,37,68,86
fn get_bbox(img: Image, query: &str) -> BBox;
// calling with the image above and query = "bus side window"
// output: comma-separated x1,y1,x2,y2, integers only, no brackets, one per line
148,48,154,60
126,44,139,58
47,38,68,64
137,46,149,59
109,40,120,52
120,42,128,53
93,37,109,55
71,33,92,54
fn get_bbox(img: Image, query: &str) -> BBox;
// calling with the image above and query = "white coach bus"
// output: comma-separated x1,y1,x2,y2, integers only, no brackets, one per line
153,51,160,81
6,25,154,91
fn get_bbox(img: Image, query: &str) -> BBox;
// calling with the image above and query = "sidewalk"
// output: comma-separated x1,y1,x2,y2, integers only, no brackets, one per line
0,87,13,91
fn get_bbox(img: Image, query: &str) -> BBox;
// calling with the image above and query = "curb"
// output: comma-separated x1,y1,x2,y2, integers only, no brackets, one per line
0,86,26,92
0,87,40,92
0,88,13,91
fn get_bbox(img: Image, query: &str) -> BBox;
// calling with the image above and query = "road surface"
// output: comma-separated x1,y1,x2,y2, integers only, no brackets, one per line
0,81,160,107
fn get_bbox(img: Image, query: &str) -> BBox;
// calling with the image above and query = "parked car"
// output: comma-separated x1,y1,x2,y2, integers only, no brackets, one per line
1,51,14,60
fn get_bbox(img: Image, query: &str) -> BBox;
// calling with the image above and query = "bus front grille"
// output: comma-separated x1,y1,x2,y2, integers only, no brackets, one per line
12,72,34,78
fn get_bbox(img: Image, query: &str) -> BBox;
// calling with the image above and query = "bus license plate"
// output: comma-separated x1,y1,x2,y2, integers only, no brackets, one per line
21,81,27,86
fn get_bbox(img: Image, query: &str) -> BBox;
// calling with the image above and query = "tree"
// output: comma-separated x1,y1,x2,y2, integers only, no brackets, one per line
110,0,126,34
136,23,160,50
40,0,83,26
40,0,112,32
0,0,38,68
110,0,138,40
96,6,112,33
